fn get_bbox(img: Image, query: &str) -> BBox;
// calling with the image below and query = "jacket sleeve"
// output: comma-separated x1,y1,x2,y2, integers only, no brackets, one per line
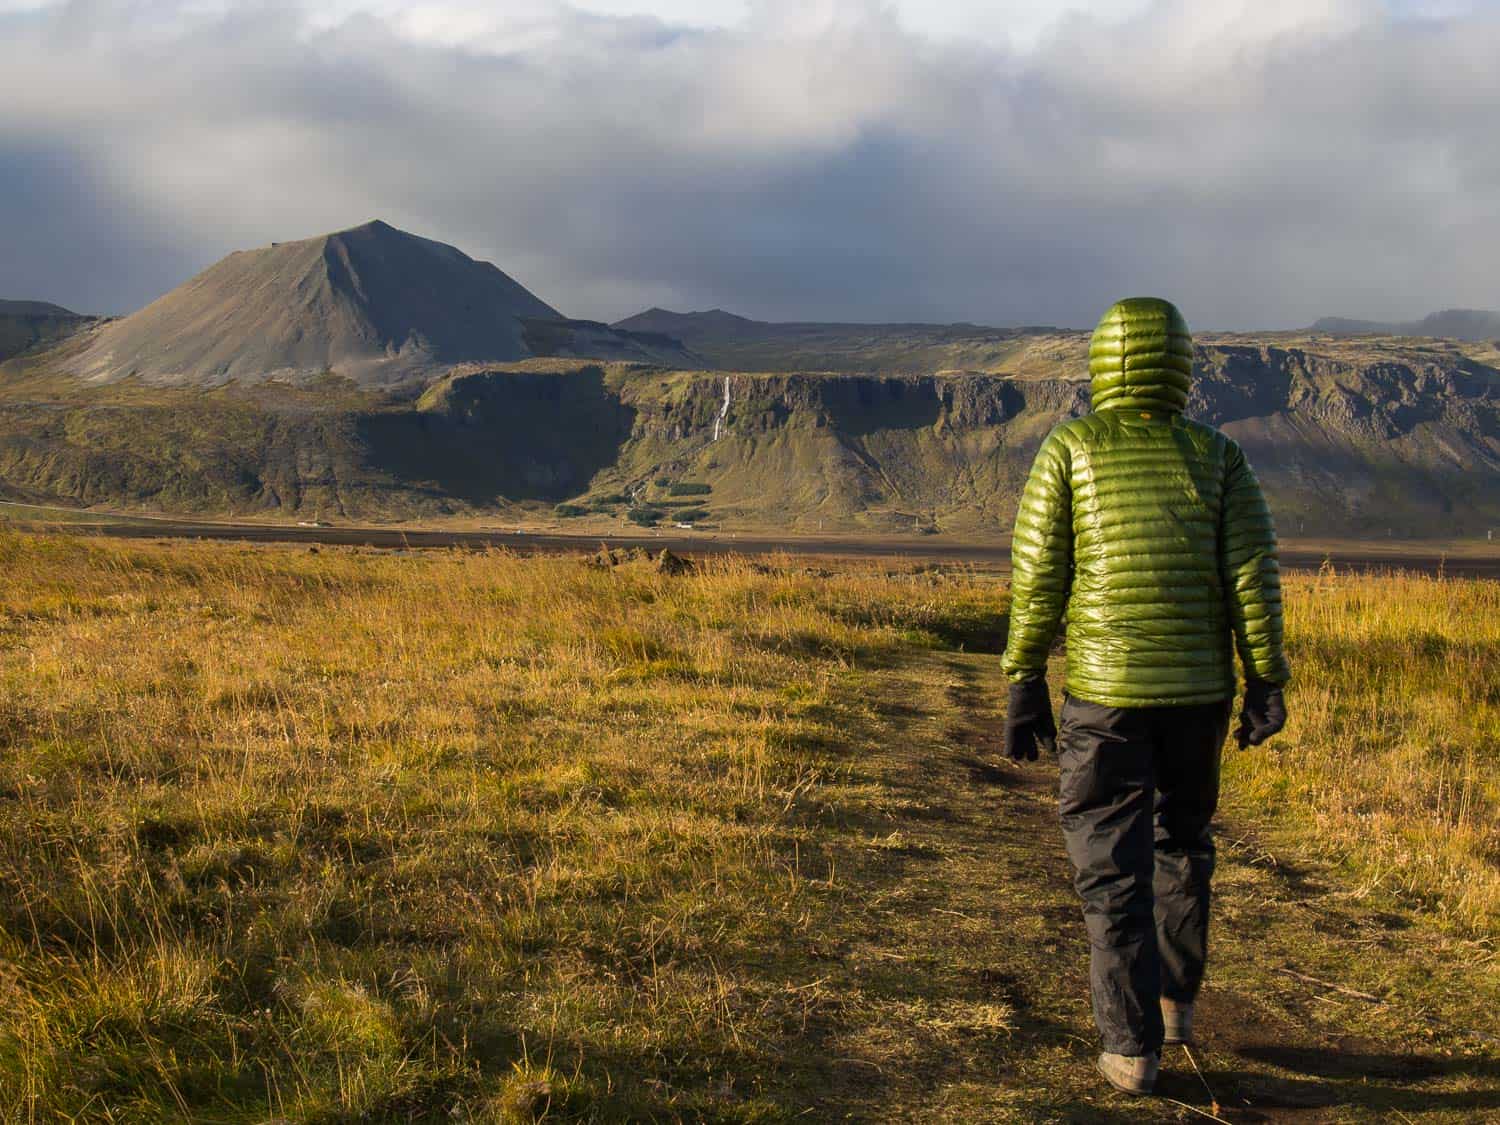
1001,429,1074,682
1219,439,1291,684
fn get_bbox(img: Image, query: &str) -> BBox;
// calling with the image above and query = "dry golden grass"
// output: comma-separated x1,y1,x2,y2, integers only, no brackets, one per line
1230,569,1500,933
0,533,998,1121
0,533,1492,1121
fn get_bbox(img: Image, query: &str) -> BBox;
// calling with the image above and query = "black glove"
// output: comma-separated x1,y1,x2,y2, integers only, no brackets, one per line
1235,677,1287,748
1004,676,1056,761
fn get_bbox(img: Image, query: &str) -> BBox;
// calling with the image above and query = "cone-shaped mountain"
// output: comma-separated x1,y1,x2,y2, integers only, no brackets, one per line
72,220,562,385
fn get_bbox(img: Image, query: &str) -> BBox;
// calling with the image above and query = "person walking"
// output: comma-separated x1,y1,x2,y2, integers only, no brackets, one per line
1000,297,1290,1096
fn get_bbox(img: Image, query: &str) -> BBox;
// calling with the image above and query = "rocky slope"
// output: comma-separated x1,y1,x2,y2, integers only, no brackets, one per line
1,337,1494,537
1187,343,1500,535
593,346,1499,535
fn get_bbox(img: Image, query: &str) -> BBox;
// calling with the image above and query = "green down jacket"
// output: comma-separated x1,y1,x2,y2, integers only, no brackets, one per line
1000,297,1290,707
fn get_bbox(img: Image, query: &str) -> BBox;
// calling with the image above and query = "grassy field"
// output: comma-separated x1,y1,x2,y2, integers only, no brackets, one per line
0,533,1494,1122
1230,567,1500,932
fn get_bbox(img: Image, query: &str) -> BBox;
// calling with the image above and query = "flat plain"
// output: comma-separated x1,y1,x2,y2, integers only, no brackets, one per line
0,533,1494,1121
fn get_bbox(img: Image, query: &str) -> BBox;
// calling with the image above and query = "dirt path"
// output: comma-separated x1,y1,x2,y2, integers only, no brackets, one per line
788,649,1499,1122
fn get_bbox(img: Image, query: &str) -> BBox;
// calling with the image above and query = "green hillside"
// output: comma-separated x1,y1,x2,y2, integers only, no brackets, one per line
1,333,1497,537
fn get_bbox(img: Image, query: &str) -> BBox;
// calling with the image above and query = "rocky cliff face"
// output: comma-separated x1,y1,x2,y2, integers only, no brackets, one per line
0,340,1496,535
1187,344,1499,534
586,347,1499,534
618,372,1081,438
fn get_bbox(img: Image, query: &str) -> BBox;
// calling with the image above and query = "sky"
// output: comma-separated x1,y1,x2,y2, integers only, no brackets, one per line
1,0,1497,329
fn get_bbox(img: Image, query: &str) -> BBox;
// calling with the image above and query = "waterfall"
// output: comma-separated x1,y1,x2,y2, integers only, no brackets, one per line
711,375,731,441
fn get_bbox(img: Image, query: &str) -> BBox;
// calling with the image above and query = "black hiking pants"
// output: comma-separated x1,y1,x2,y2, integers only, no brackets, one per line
1056,694,1232,1057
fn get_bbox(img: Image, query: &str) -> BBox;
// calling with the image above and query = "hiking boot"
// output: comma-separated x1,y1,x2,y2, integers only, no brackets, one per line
1161,998,1194,1046
1096,1051,1159,1095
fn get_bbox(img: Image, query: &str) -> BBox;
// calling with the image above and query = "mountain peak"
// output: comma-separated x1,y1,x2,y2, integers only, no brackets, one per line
69,223,563,386
613,307,765,335
327,218,413,243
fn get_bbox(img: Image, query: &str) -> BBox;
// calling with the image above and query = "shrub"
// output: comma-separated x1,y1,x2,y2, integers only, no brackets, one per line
669,482,711,496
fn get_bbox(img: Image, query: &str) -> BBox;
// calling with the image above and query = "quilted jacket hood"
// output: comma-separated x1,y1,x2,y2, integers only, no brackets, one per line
1088,296,1194,414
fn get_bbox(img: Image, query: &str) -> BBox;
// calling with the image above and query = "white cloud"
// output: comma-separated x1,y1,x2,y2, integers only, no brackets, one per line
2,0,1498,327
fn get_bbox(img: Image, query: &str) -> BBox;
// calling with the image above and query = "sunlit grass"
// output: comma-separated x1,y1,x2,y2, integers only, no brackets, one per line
1229,568,1500,933
0,532,1492,1119
0,533,1001,1120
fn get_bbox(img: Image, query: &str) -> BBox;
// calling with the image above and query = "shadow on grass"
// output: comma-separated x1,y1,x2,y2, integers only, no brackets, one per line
829,605,1010,656
1045,1046,1500,1124
954,753,1029,789
1196,1044,1500,1116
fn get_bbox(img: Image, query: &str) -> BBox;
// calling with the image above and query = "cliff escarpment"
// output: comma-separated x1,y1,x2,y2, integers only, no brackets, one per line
0,339,1496,536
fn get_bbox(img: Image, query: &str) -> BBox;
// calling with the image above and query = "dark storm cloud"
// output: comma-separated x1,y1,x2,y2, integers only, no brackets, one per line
2,0,1498,328
0,138,206,315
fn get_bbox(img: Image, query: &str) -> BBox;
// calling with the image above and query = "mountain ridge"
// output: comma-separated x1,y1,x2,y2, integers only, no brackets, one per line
1311,308,1500,341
